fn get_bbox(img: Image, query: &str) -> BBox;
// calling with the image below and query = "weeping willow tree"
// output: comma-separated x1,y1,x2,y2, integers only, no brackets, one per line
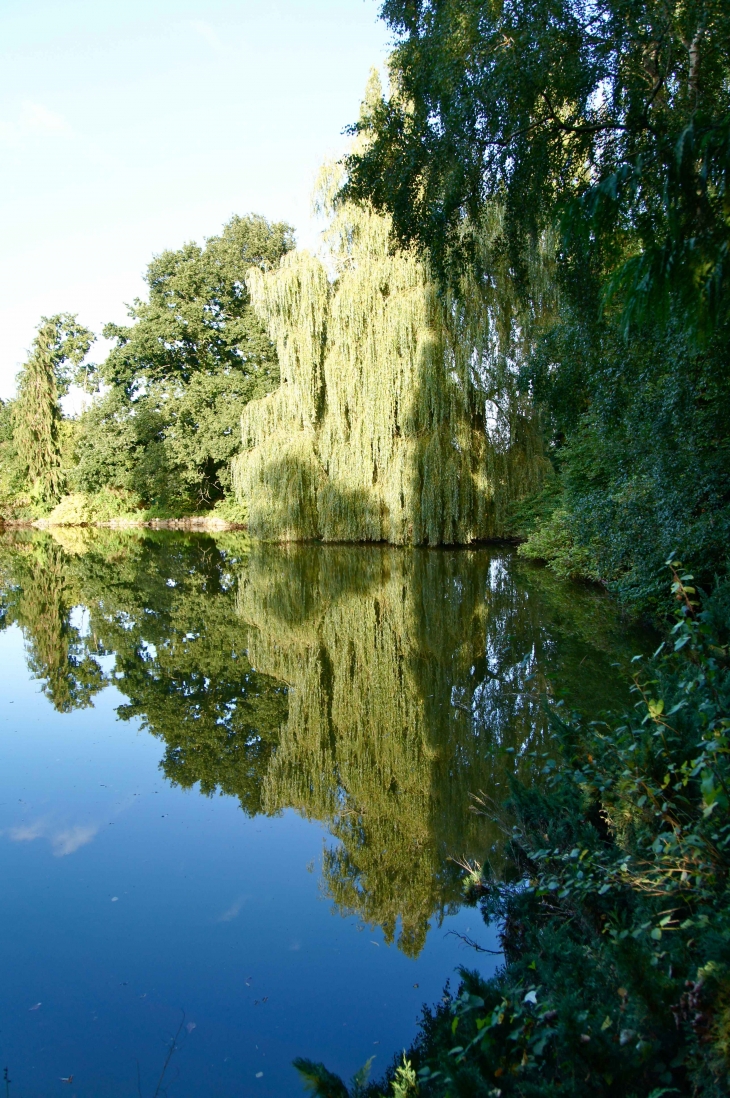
232,76,548,544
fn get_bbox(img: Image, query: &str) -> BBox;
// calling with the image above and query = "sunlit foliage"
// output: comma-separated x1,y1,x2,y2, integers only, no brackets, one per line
12,314,94,503
233,79,547,544
74,215,293,510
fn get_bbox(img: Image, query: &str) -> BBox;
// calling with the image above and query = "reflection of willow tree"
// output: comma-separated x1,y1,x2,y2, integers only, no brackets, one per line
0,533,105,711
0,531,646,954
237,545,641,956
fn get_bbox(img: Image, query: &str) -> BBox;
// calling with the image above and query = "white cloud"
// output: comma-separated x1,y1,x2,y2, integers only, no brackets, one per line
9,819,48,843
189,20,226,53
19,100,71,135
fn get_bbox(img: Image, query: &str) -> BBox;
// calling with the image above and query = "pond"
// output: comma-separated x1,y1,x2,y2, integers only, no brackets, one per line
0,530,651,1097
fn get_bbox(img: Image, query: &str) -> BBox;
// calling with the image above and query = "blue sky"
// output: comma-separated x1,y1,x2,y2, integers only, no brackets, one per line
0,0,390,398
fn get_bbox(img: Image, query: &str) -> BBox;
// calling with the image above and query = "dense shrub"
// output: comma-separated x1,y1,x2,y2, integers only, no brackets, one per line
517,320,730,610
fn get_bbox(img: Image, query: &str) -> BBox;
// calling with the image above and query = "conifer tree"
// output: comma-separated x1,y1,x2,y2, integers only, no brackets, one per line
13,314,93,502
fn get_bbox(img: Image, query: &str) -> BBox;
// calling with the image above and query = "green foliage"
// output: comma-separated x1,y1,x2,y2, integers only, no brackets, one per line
0,399,30,518
346,0,730,338
43,488,143,525
342,3,730,613
369,567,730,1097
293,1054,418,1098
210,495,248,525
519,318,730,607
102,215,293,393
292,1051,421,1098
294,1057,375,1098
77,215,293,510
13,314,94,502
518,506,601,582
234,133,547,544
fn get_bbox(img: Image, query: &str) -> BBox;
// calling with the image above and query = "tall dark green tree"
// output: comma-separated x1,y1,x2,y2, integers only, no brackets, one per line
346,0,730,337
13,314,94,502
343,1,730,608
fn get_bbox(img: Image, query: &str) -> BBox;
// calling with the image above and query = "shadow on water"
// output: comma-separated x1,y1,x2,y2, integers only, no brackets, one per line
0,528,651,958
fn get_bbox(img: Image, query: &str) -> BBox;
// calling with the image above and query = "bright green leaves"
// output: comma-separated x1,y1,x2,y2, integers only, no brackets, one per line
82,215,293,510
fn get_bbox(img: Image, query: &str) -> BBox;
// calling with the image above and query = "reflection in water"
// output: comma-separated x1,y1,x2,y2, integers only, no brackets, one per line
0,530,646,956
0,536,105,711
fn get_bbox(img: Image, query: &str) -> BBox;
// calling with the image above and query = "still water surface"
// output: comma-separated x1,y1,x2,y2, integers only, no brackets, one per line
0,531,650,1097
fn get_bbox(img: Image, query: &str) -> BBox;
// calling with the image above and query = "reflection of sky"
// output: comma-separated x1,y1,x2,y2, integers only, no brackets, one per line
8,818,99,856
0,622,499,1098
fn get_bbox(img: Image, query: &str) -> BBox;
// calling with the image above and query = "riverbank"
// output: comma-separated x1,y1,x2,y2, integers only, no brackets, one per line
0,489,248,531
1,515,245,531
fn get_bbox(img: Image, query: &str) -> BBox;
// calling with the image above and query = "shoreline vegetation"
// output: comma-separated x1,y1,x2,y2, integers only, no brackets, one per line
1,513,245,530
1,0,728,1094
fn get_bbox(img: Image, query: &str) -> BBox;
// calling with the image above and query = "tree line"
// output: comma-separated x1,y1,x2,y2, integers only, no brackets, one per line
1,216,292,520
1,0,729,1091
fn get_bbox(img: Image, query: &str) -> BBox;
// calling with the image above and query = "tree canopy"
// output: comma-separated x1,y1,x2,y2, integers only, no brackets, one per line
233,130,547,544
345,0,730,336
76,214,294,508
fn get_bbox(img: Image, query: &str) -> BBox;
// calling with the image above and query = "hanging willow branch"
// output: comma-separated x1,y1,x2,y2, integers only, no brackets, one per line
233,106,547,545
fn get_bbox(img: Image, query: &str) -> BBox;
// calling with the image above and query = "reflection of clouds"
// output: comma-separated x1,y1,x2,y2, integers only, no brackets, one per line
216,897,246,922
7,819,99,857
9,819,47,843
52,825,98,856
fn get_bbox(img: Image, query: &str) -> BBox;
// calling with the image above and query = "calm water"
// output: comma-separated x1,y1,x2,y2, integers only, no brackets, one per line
0,531,650,1097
